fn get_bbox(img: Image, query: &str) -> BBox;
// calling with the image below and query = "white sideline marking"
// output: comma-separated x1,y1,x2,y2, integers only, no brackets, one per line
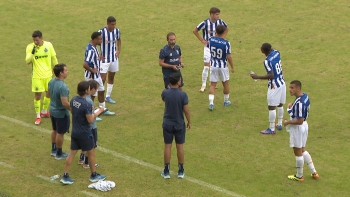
37,175,59,184
80,191,101,197
0,161,15,169
0,115,245,197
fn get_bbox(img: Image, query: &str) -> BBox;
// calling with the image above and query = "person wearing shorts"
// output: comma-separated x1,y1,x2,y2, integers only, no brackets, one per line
160,73,191,179
250,43,286,134
193,7,229,92
98,16,121,104
48,64,70,160
60,81,106,185
25,30,58,125
159,32,185,90
207,25,234,111
283,80,319,182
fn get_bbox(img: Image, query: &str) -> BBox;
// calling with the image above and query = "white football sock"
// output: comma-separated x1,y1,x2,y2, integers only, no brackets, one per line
277,107,284,125
202,67,209,87
106,84,113,98
269,110,276,131
36,113,41,118
224,94,229,102
209,94,214,105
99,102,105,108
296,156,304,178
303,151,316,174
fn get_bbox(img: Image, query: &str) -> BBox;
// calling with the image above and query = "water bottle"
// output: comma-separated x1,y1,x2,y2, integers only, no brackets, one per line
50,174,60,181
250,70,258,82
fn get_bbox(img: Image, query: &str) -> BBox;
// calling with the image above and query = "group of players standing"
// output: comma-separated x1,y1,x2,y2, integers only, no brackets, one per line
25,16,121,184
159,7,319,182
24,6,319,185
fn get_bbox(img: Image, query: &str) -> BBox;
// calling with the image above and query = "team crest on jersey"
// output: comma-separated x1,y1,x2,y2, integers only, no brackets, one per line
170,53,172,56
44,48,48,52
176,50,179,54
35,87,39,91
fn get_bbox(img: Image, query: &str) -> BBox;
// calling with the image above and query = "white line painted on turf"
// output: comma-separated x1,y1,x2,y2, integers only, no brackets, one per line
80,191,101,197
36,175,59,184
0,115,245,197
0,161,15,169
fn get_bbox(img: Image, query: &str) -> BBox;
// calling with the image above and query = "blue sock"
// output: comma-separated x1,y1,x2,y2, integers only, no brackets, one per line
52,143,56,151
57,148,62,156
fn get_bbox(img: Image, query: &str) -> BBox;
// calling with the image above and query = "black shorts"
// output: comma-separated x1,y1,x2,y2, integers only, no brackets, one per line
163,72,184,89
50,115,70,134
162,123,186,144
70,135,95,151
91,128,98,148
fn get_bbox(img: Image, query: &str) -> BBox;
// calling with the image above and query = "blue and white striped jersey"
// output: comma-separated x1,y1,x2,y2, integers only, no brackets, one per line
98,27,121,63
208,37,231,68
263,50,285,89
288,93,310,121
196,19,228,42
84,43,100,79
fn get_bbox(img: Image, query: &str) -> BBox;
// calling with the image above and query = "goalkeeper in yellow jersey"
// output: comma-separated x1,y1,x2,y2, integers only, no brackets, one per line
25,30,58,125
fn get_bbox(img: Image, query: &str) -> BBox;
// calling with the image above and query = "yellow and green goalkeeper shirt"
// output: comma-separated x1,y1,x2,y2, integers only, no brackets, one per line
25,41,58,78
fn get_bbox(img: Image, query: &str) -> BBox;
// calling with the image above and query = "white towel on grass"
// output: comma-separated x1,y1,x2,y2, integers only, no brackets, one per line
88,180,116,192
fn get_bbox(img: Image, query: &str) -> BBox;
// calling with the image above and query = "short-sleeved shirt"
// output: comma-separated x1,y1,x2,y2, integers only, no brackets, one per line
70,95,93,139
288,93,310,121
196,19,228,42
208,37,231,68
159,45,182,76
263,50,285,89
98,27,121,63
86,95,97,129
48,78,70,118
26,41,57,79
161,88,188,126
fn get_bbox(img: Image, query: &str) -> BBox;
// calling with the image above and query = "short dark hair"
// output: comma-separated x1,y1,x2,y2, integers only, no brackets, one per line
77,81,90,96
53,63,66,77
91,32,101,40
167,32,176,40
216,25,226,35
209,7,220,14
32,30,42,38
169,73,181,85
107,16,116,23
88,79,99,90
290,80,302,89
261,43,272,53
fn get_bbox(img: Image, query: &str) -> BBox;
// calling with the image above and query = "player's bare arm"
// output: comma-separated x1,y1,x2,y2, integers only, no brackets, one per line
250,71,274,80
179,56,185,67
227,54,234,73
223,27,229,38
116,39,121,58
61,97,71,112
83,62,98,74
283,117,304,126
192,28,207,46
159,59,178,70
183,104,191,129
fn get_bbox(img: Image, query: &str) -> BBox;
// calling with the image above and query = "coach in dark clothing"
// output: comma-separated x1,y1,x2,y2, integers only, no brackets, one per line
160,73,191,179
159,32,185,90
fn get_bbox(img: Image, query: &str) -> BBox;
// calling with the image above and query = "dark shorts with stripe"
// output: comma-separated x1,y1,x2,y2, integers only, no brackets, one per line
50,115,70,134
162,122,186,144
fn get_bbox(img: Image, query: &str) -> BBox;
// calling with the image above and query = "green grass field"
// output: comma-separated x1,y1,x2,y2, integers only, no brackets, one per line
0,0,349,196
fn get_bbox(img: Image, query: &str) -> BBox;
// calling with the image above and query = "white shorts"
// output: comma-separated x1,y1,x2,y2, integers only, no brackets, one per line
267,84,286,106
210,67,230,82
84,77,104,96
203,46,210,63
289,121,308,148
100,59,119,73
